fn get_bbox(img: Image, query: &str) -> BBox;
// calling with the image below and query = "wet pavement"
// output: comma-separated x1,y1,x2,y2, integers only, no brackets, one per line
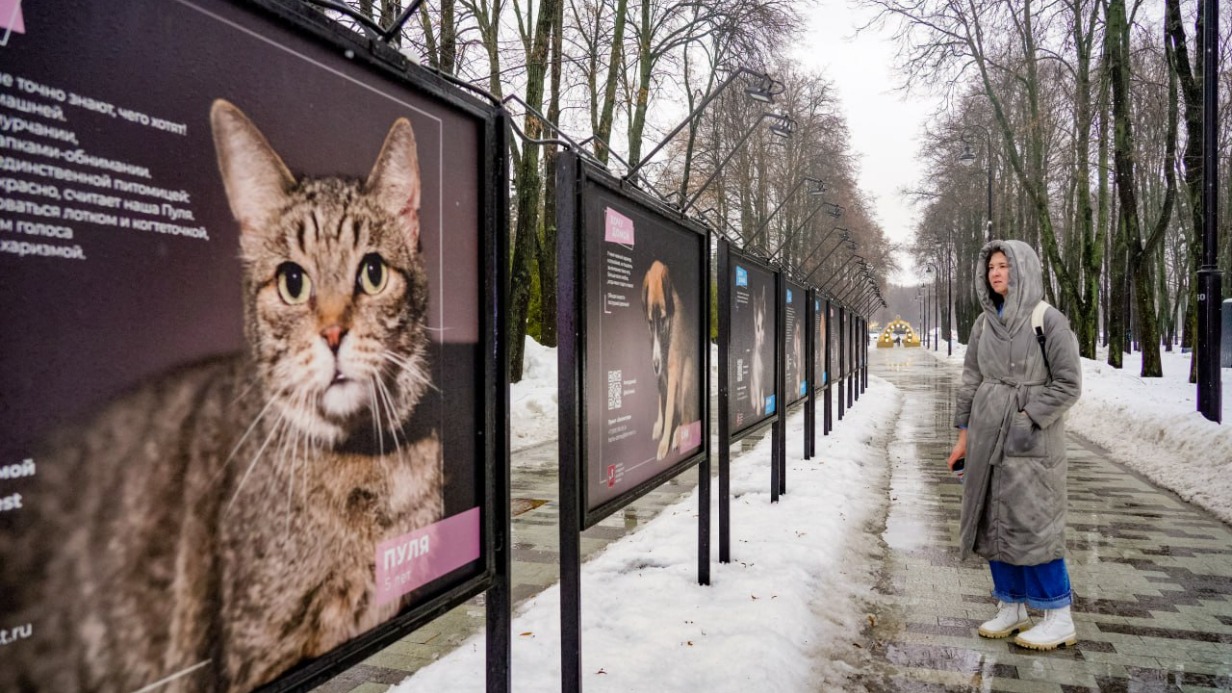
320,345,1232,692
858,346,1232,692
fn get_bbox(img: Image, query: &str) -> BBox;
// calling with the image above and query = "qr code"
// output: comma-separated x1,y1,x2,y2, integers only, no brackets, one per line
607,369,622,410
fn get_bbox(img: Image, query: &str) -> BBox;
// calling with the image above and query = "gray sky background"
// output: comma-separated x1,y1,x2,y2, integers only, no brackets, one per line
793,0,941,286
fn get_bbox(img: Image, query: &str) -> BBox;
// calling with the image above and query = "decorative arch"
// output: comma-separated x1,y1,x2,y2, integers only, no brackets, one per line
876,316,921,348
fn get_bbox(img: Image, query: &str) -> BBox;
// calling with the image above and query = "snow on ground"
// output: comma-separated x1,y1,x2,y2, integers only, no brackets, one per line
922,336,1232,525
396,339,902,692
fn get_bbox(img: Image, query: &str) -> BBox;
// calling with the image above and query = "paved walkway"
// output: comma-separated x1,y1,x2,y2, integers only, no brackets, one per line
858,346,1232,692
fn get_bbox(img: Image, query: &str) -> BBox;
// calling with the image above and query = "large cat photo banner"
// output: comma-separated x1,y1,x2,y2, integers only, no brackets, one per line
0,1,508,691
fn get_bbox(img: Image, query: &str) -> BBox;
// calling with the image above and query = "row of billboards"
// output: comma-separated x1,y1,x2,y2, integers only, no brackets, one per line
556,153,871,691
559,156,869,533
0,1,872,691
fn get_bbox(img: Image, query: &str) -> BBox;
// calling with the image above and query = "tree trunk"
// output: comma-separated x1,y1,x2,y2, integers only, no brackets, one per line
593,0,628,163
1164,0,1205,382
507,0,560,382
538,0,564,347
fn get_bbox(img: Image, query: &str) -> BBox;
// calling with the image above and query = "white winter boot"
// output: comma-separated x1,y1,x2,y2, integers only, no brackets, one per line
977,601,1031,639
1014,605,1077,650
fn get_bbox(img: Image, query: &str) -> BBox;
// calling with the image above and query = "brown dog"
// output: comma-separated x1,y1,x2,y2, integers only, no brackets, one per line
641,261,699,460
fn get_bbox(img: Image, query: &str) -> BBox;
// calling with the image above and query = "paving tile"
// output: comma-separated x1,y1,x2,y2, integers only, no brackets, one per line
858,349,1232,693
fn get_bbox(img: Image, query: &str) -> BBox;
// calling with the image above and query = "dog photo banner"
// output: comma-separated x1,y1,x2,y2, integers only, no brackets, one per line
572,167,707,526
727,248,778,438
784,279,807,407
815,294,828,389
0,1,506,691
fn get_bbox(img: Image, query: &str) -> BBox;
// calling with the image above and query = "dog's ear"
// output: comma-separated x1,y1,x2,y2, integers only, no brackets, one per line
641,271,650,315
662,265,674,318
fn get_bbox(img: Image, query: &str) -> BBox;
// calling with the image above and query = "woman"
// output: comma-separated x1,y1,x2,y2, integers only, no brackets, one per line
946,239,1082,651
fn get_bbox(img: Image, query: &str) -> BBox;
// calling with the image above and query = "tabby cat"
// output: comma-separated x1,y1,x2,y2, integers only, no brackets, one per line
1,100,443,692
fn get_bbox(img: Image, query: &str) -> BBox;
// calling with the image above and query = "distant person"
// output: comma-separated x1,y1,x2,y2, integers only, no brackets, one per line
946,240,1082,650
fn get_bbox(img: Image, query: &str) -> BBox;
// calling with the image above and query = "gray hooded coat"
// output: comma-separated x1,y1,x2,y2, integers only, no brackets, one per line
954,240,1082,565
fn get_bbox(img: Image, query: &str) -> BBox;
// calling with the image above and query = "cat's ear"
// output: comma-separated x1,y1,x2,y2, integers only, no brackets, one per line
366,118,421,246
210,100,295,235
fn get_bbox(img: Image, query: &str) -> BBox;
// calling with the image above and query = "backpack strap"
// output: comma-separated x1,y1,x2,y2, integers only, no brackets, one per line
1032,300,1051,377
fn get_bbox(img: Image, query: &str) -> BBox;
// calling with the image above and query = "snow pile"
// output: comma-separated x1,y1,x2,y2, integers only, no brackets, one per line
509,338,559,452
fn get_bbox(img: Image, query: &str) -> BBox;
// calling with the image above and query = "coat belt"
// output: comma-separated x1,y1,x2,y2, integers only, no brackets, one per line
981,375,1047,465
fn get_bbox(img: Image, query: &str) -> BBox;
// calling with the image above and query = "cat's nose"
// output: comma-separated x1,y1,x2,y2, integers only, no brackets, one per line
322,325,346,353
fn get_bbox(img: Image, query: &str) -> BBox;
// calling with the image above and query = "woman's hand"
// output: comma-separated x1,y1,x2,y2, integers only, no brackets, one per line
947,429,967,471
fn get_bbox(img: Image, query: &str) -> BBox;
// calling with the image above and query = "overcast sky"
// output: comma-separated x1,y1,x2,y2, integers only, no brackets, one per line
792,0,942,286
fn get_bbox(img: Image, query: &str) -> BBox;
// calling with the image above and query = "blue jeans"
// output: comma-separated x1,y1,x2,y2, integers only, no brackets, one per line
989,558,1072,609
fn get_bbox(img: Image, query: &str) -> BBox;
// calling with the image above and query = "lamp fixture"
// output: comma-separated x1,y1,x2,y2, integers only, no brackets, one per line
744,74,784,104
767,114,795,138
958,139,976,166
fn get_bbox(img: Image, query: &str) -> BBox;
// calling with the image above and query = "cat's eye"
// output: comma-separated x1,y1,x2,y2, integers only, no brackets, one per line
358,253,389,295
276,262,312,305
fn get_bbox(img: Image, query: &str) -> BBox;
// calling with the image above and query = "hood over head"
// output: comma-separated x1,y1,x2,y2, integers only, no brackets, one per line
976,239,1044,334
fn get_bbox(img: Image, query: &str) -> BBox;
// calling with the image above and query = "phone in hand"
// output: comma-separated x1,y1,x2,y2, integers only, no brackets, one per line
952,457,965,472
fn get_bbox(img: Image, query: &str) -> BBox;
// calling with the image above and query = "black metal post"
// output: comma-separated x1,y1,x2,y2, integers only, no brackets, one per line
486,109,512,693
555,151,584,693
1198,0,1223,423
823,299,833,435
804,290,816,460
847,311,855,409
696,236,713,587
837,305,846,421
773,271,786,499
718,240,732,562
853,315,861,402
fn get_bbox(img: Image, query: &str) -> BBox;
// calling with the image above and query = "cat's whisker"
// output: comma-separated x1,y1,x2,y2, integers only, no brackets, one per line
231,379,261,408
220,394,282,473
381,351,440,394
373,376,407,452
367,379,386,456
227,402,294,513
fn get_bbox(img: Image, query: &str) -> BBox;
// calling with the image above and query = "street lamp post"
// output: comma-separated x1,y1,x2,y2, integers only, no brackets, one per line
682,112,795,213
925,262,941,352
800,229,849,283
917,287,924,344
947,229,954,356
624,67,783,186
767,201,842,263
958,125,994,243
1197,0,1223,423
745,177,827,251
